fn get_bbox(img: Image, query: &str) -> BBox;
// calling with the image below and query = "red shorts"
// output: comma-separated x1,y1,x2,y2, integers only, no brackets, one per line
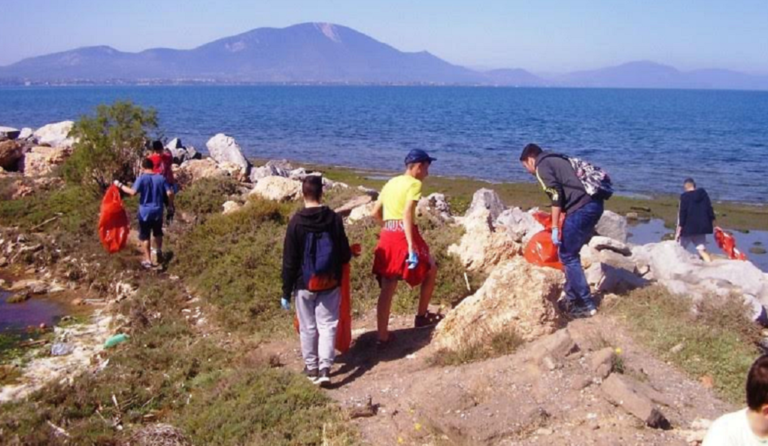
372,222,431,287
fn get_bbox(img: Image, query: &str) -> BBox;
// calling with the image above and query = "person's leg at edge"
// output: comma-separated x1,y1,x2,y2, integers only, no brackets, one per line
138,220,152,264
295,290,320,371
416,257,437,316
316,287,341,372
559,201,604,308
377,277,398,342
695,235,712,262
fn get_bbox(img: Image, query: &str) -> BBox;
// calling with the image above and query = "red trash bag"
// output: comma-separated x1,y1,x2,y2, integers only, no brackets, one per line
714,227,747,261
524,229,563,270
293,262,353,354
98,185,130,254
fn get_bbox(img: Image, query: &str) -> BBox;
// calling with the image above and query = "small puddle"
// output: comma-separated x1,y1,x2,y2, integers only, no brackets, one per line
0,290,67,333
628,219,768,272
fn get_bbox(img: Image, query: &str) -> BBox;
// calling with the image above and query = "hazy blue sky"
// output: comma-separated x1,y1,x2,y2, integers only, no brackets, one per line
2,0,767,73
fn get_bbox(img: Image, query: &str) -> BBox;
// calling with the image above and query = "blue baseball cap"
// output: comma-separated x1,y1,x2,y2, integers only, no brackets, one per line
404,149,436,165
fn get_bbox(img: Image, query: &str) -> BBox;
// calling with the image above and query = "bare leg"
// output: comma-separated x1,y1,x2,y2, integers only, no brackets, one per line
141,239,151,263
417,259,438,316
377,278,398,342
699,248,712,263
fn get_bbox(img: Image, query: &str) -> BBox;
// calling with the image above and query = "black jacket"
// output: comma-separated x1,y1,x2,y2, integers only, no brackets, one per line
679,188,715,236
281,206,351,299
535,152,592,214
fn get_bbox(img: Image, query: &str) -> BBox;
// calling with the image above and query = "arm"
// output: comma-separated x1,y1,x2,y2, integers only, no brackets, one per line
535,161,565,211
372,201,384,224
281,220,300,300
403,200,418,253
336,214,352,265
114,180,137,197
550,206,562,231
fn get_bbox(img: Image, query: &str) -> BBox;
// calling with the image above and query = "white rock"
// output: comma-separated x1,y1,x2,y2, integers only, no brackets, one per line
250,163,289,182
249,176,301,201
205,133,250,171
18,127,33,140
21,146,71,177
417,193,453,223
466,188,506,221
495,207,544,244
348,202,376,223
33,121,75,148
595,210,628,243
588,235,632,256
448,208,520,273
222,201,243,215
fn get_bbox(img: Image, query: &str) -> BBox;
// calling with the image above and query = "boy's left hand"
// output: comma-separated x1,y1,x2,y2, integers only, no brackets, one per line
280,297,291,311
406,251,419,270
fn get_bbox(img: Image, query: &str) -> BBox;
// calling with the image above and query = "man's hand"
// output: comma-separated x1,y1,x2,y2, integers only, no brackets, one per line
406,251,419,270
113,180,123,188
551,228,561,246
280,297,291,311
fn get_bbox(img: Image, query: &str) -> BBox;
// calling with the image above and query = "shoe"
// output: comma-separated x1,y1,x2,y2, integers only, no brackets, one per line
315,368,331,387
414,311,444,328
376,333,396,350
303,367,318,382
557,298,597,319
140,260,154,270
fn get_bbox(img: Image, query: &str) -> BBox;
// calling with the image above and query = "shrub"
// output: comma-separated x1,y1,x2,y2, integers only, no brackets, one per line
63,101,159,190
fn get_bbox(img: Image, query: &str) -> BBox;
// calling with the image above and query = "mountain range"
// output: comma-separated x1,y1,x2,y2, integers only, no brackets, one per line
2,22,767,90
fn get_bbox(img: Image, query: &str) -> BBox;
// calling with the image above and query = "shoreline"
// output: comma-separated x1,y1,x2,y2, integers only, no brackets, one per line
296,160,768,232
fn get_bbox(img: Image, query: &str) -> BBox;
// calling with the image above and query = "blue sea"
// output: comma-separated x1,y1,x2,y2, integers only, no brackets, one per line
1,86,767,203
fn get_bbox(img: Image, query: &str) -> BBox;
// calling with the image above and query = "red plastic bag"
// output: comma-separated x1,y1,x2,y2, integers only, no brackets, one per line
98,185,130,254
524,229,563,270
714,227,747,261
293,262,353,354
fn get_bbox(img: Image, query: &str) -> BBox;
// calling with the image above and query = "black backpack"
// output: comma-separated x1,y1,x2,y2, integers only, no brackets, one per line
301,231,338,292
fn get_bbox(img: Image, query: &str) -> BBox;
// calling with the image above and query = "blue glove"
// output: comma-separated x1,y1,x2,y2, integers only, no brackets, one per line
280,297,291,311
406,251,419,270
551,228,561,246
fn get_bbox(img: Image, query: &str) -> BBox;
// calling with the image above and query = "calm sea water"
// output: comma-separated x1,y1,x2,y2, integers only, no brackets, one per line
1,86,767,203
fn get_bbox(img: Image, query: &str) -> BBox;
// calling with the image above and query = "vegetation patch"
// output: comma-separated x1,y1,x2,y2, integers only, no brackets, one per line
608,286,762,404
430,328,524,367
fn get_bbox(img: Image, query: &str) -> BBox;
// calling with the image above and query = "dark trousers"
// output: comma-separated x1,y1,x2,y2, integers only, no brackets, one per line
559,200,604,303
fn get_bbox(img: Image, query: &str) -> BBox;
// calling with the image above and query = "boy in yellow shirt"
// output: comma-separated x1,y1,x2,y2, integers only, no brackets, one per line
371,149,441,347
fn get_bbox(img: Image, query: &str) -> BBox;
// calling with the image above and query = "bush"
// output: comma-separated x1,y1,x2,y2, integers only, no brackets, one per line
175,177,241,218
63,101,159,190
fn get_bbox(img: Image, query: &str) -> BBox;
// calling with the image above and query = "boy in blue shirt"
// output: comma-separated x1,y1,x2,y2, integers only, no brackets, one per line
114,158,174,269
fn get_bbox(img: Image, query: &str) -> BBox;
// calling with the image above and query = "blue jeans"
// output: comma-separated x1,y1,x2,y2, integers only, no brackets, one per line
559,200,604,304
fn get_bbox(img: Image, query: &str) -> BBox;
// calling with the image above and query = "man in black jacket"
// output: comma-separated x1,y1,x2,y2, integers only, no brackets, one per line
676,178,716,262
520,143,604,318
282,175,351,386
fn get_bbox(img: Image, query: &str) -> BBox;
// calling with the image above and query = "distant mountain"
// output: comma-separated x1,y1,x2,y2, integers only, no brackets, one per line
482,69,547,87
0,23,482,84
1,24,767,90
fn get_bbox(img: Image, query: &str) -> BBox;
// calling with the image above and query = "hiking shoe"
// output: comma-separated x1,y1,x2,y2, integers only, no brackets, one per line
303,367,318,383
414,311,444,328
315,368,331,387
557,298,597,319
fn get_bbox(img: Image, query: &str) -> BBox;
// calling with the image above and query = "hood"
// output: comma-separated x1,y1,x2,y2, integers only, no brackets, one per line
683,188,709,203
294,206,335,232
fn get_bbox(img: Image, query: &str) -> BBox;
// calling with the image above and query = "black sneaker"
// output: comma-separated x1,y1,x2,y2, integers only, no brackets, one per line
303,367,318,382
315,368,331,387
557,298,597,319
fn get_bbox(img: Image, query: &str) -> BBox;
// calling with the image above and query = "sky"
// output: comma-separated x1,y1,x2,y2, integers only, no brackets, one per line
1,0,767,73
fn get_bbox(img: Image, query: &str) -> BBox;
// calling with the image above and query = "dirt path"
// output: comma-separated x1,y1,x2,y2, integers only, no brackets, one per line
269,311,732,445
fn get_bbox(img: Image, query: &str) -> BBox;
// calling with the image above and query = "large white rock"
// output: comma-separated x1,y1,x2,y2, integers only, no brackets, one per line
250,163,289,182
18,128,33,140
466,188,506,221
249,176,301,201
417,193,453,223
175,158,227,185
21,146,71,177
448,208,520,273
589,235,632,256
433,257,563,351
33,121,75,148
206,133,250,171
495,207,545,244
347,202,376,223
596,210,628,243
585,262,648,294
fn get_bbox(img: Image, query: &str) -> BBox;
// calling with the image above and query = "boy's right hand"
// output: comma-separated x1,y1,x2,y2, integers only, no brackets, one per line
113,180,123,188
406,251,419,270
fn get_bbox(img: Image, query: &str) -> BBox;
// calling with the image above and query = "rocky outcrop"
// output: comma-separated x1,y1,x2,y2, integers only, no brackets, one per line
348,202,376,223
175,158,227,185
249,176,301,201
33,121,75,148
495,207,545,244
601,374,672,429
335,195,373,217
166,138,200,164
433,258,563,351
21,146,71,177
18,128,34,141
417,193,452,224
0,140,23,170
250,163,289,182
585,262,648,294
633,241,768,321
0,126,20,141
206,133,250,172
466,188,506,222
448,208,520,272
595,210,628,243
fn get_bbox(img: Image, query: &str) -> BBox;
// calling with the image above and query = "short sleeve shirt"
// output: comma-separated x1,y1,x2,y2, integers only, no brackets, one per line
131,173,169,222
703,409,768,446
378,175,422,221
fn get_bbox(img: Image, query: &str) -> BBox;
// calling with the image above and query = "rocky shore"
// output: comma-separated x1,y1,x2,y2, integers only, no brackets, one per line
2,120,768,444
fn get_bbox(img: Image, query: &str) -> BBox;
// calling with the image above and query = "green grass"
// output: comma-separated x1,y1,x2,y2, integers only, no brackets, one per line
430,328,524,366
607,286,762,404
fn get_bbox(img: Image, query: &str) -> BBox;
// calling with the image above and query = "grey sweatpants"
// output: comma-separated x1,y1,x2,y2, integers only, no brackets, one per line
295,287,341,371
